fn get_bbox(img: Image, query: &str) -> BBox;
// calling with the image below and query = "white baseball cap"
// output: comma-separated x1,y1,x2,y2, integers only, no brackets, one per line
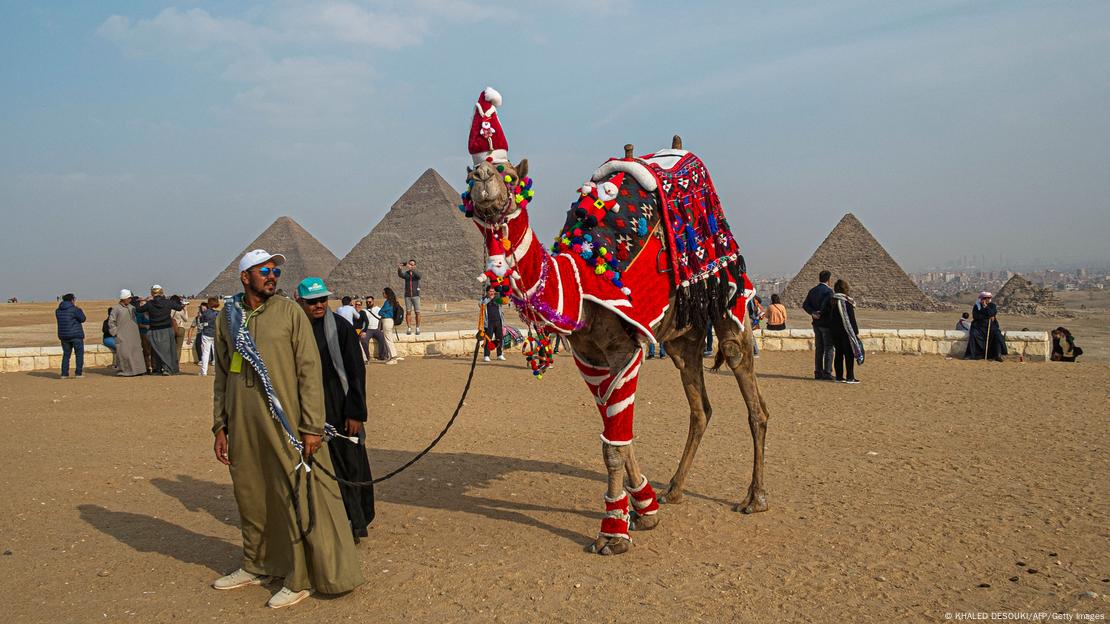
119,289,132,300
238,249,286,273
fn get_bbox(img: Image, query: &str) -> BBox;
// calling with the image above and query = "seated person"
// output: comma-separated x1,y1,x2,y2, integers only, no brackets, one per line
1050,327,1083,362
955,312,972,332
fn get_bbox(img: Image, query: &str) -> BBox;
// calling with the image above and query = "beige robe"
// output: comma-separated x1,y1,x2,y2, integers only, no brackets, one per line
212,294,364,594
108,303,146,376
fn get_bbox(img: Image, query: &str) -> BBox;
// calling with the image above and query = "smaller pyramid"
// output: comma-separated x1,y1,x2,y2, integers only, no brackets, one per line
994,274,1069,317
327,168,486,301
200,216,339,297
783,213,941,311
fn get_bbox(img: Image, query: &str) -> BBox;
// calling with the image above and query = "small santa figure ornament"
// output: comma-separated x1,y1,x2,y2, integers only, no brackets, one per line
468,87,508,164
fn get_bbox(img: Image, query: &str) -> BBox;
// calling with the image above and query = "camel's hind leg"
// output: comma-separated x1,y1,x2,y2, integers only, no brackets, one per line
715,315,771,514
658,329,712,506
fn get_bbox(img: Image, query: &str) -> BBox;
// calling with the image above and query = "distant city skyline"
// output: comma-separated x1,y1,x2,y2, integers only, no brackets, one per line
2,1,1109,299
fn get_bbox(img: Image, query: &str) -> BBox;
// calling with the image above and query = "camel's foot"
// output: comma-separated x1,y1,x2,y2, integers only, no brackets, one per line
593,492,632,554
631,513,659,531
658,489,684,505
732,488,768,514
587,535,631,556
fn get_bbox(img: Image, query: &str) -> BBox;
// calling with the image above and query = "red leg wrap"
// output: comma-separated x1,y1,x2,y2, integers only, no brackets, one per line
599,492,630,540
573,350,643,446
628,476,659,516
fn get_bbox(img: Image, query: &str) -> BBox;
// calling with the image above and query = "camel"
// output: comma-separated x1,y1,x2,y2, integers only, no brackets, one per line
462,91,769,556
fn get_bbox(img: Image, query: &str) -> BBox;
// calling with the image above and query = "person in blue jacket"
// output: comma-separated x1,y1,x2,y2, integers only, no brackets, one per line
55,293,86,378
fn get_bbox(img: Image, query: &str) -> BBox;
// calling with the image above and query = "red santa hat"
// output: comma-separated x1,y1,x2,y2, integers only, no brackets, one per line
468,87,508,165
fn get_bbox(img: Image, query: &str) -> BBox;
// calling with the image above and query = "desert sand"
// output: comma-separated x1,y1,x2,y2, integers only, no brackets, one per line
1,348,1107,622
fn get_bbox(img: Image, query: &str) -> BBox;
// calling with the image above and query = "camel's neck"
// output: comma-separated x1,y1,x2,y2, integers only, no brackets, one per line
477,207,549,295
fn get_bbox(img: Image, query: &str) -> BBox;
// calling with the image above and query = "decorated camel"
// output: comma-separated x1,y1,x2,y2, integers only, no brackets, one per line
462,87,770,555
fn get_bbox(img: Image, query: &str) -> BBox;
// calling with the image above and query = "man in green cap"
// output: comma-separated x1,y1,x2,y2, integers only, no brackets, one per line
211,250,364,609
296,277,375,542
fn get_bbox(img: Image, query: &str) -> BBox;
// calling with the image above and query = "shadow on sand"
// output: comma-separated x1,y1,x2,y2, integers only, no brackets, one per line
77,504,239,572
144,448,738,549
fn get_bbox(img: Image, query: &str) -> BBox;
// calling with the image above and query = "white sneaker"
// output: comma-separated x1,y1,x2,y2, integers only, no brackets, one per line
415,327,421,335
267,587,312,609
497,355,505,361
386,359,397,365
406,327,412,335
483,356,490,362
212,568,266,590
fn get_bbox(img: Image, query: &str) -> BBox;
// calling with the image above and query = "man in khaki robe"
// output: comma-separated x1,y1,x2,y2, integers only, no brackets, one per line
211,249,364,609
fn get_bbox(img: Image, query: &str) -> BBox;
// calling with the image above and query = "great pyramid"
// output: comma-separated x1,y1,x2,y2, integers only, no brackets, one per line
994,274,1069,317
199,216,339,297
782,213,941,311
326,168,486,301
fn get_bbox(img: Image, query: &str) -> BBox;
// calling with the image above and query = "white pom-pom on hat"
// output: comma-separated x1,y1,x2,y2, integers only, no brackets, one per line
483,87,502,107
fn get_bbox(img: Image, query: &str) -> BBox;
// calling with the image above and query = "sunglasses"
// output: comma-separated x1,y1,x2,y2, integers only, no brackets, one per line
303,296,328,305
256,267,282,277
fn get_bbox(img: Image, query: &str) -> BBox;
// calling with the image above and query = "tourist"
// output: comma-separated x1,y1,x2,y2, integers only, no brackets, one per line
138,285,184,375
352,299,369,337
823,279,863,384
765,293,787,331
379,287,401,364
361,296,386,362
748,295,765,357
647,341,666,359
481,285,505,362
803,270,835,380
1051,327,1083,362
211,250,364,608
102,307,117,368
196,297,220,376
191,302,208,361
336,296,357,326
134,296,153,373
296,277,375,542
397,259,421,335
955,312,972,332
170,295,190,366
964,292,1007,361
54,293,85,379
110,290,146,377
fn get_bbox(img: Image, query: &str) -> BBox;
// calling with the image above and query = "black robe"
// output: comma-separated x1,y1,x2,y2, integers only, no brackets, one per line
964,302,1007,359
310,313,375,536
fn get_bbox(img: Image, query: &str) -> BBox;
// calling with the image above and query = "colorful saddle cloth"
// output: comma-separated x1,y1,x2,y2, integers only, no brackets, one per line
544,149,752,341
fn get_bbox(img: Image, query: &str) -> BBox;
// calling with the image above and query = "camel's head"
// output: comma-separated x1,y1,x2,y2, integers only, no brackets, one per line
465,158,530,225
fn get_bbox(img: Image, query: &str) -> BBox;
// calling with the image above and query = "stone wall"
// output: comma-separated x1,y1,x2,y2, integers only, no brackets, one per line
753,329,1050,360
0,329,1051,373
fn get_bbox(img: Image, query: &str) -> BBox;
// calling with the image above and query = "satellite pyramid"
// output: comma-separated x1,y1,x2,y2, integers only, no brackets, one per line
782,213,940,311
200,216,339,297
994,274,1068,317
327,168,486,301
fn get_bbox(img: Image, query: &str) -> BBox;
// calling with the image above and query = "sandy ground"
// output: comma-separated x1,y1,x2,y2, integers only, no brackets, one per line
1,350,1107,622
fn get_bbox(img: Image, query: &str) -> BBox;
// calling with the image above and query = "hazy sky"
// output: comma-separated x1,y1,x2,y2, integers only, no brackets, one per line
2,1,1108,299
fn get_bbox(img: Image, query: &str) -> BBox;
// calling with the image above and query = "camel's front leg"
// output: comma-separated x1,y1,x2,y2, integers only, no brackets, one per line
574,348,657,555
589,442,632,556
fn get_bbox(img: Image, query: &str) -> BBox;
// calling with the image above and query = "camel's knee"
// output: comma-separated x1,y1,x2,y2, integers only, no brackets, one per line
746,402,768,427
602,443,626,472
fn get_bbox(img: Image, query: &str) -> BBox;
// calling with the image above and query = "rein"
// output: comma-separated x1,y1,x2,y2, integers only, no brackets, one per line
290,335,484,539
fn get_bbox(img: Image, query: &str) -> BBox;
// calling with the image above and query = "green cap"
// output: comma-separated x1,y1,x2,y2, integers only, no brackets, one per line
296,277,333,299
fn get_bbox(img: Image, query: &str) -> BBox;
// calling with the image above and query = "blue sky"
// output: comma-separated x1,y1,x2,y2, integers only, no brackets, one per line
1,1,1108,299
